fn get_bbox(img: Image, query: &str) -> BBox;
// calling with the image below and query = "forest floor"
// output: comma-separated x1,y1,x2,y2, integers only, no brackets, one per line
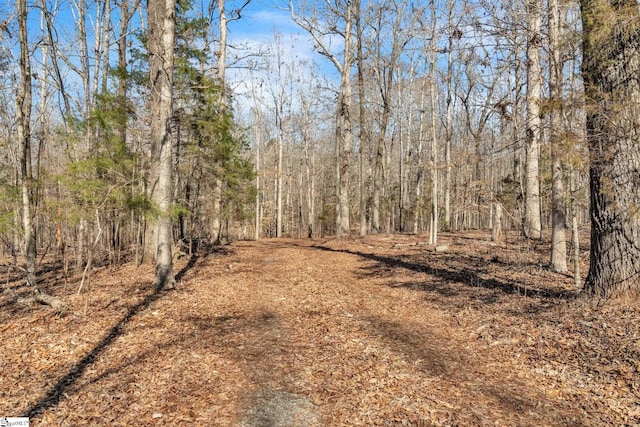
1,231,640,426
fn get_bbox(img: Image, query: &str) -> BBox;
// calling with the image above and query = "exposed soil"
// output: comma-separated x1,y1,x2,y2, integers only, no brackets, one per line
1,232,639,426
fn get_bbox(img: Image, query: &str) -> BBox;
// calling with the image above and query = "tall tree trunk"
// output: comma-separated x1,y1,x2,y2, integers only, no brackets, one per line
399,106,405,232
371,1,406,234
569,166,581,287
17,0,36,287
549,0,568,271
210,0,229,245
444,0,455,231
148,0,176,289
254,119,261,240
303,108,316,239
356,0,367,237
116,0,141,145
428,0,438,246
276,128,284,238
524,0,542,239
289,0,354,238
491,202,503,242
335,1,354,239
580,0,640,301
414,73,428,234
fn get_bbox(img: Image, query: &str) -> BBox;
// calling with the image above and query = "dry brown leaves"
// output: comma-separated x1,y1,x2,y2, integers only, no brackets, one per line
1,232,639,426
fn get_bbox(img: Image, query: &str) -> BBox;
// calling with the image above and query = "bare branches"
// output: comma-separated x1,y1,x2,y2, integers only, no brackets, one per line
289,0,348,73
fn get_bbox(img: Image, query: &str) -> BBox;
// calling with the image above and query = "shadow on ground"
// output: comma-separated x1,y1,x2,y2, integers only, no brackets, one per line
20,254,201,419
359,314,583,426
310,244,577,309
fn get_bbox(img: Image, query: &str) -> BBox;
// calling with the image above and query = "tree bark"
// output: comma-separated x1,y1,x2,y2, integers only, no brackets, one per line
524,0,542,240
580,0,640,301
569,166,581,287
428,0,438,246
254,116,261,240
17,0,36,287
549,0,568,272
335,1,354,239
443,0,455,231
211,0,228,244
148,0,176,289
414,72,428,234
356,0,367,237
491,202,503,242
276,129,284,238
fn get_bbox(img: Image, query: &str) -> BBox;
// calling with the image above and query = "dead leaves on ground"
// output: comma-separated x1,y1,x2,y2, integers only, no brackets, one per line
1,232,639,426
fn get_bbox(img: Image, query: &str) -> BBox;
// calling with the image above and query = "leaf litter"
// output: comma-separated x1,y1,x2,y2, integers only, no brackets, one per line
1,232,638,426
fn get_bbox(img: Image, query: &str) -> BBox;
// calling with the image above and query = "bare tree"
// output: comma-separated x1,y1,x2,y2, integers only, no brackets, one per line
210,0,228,244
148,0,177,289
370,0,410,234
548,0,567,271
355,0,368,236
16,0,36,287
443,0,459,230
290,0,355,238
524,0,542,239
114,0,142,144
428,0,439,246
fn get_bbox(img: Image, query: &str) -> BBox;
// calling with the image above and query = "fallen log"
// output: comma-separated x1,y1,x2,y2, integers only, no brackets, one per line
15,288,67,311
34,289,66,310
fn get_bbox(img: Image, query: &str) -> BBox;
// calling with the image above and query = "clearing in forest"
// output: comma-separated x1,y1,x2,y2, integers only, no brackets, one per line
1,232,639,426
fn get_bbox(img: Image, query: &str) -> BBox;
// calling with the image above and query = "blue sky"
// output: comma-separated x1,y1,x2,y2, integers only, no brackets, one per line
228,1,301,39
224,1,341,116
0,0,344,123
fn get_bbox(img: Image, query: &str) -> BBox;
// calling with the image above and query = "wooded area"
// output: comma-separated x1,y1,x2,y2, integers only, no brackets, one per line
1,0,639,302
1,0,640,422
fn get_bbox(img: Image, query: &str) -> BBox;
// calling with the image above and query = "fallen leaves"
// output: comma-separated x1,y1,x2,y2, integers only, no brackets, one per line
0,232,638,426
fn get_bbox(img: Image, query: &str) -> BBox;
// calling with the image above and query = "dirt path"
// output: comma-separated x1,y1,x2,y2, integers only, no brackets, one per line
202,239,577,426
2,234,638,426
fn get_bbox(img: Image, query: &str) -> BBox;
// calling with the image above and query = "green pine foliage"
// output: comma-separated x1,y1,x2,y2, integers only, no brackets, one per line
172,0,256,237
62,93,150,221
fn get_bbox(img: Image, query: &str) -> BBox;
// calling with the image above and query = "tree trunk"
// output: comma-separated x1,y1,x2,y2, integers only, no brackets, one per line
211,0,228,245
580,0,640,301
524,0,542,240
335,1,354,239
304,117,316,239
276,130,284,238
371,2,406,234
414,73,428,235
17,0,36,287
444,0,455,231
148,0,176,290
549,0,568,271
289,1,354,238
492,202,503,242
356,0,367,237
428,0,438,246
569,166,581,287
254,118,261,240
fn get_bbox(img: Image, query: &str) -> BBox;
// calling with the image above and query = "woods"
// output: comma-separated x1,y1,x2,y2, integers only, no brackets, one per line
0,0,638,304
3,1,640,424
